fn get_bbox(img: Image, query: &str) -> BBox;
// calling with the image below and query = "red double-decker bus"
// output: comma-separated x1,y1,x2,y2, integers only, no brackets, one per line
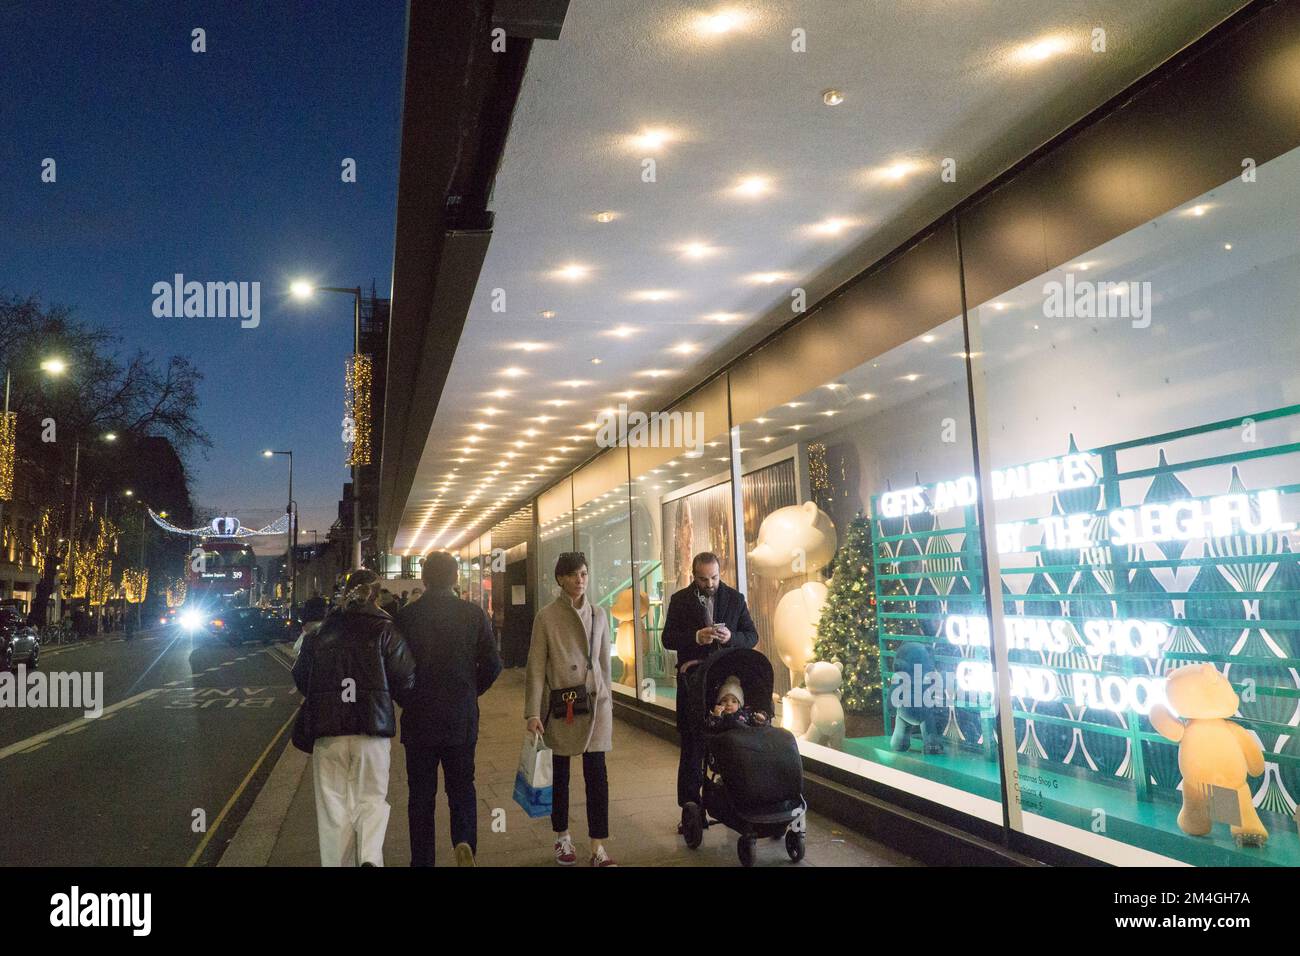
186,536,256,609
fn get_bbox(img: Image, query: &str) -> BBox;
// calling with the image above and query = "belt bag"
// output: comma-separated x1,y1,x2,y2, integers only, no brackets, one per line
549,607,598,724
549,685,591,724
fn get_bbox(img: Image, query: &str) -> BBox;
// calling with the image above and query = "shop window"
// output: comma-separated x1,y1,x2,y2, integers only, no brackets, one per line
574,451,637,696
969,148,1300,866
733,316,1004,823
630,382,736,710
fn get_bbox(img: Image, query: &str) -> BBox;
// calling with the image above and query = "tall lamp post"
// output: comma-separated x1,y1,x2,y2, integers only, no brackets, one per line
263,449,296,621
289,282,364,571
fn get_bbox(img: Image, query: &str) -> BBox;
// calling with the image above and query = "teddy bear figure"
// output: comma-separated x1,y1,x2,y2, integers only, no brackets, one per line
1148,663,1268,847
797,661,845,750
747,502,838,580
889,643,948,755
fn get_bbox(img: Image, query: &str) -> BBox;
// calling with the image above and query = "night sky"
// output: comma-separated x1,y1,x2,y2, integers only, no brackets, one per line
1,0,407,547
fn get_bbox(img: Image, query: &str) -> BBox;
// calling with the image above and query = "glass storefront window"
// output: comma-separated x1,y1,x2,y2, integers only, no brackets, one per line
969,149,1300,866
630,379,736,710
574,450,636,695
732,312,1004,822
537,478,575,607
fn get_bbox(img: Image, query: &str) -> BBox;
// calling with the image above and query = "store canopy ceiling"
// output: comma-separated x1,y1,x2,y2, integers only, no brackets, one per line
387,0,1246,556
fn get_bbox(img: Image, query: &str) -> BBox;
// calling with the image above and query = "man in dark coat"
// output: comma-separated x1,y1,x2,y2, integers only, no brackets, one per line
395,551,502,867
661,551,759,814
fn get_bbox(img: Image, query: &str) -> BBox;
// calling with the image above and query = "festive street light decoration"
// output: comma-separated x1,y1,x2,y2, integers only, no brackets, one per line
147,508,289,538
0,410,14,501
122,567,149,604
345,353,372,466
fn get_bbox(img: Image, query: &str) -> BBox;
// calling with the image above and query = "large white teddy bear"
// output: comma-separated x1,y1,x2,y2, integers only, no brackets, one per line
798,661,845,750
747,502,838,580
772,581,828,688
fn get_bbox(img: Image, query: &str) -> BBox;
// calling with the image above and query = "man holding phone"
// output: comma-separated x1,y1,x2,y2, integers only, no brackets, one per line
661,551,760,816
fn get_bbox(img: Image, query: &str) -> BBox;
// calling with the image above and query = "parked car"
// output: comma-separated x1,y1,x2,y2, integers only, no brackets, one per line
1,607,40,671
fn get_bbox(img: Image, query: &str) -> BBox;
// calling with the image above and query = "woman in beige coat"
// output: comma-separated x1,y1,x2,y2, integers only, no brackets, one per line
525,552,616,866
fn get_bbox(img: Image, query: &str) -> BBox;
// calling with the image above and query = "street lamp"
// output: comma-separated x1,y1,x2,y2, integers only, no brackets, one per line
290,281,364,571
263,449,296,621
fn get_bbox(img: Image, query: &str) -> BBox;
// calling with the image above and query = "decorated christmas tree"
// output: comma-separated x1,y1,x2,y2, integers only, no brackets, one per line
812,513,906,713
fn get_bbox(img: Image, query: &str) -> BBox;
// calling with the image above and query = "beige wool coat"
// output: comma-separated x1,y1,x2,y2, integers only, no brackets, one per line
524,595,613,756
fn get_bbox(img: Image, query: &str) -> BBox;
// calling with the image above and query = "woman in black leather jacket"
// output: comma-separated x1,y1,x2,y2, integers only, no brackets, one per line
292,569,415,866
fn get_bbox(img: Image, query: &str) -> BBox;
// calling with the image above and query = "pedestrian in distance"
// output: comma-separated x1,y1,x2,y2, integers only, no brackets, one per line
394,552,502,867
292,569,415,866
524,552,617,866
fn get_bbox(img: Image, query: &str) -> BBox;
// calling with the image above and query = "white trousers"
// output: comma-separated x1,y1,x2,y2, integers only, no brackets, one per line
311,735,392,867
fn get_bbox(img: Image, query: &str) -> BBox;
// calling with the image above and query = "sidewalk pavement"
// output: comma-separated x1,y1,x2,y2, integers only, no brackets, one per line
222,661,916,868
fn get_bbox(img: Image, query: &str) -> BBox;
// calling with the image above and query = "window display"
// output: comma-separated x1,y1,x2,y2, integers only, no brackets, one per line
732,311,1003,821
630,380,734,708
537,478,574,606
574,451,636,694
969,148,1300,866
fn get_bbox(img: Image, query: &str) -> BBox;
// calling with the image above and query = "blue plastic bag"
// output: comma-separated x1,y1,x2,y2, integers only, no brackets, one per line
512,732,553,818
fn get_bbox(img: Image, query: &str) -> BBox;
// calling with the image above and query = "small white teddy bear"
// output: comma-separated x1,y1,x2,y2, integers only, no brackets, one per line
798,661,846,750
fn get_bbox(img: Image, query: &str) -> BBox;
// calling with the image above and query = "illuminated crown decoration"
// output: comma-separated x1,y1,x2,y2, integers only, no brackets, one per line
148,509,292,538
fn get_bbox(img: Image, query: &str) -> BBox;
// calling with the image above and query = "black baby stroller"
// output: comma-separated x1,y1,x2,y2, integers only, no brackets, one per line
680,647,807,866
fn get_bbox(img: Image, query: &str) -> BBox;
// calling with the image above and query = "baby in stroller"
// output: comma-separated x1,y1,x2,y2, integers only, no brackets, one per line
680,648,807,866
705,675,769,730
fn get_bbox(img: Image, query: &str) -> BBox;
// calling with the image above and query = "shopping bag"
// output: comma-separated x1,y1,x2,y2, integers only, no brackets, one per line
512,732,553,818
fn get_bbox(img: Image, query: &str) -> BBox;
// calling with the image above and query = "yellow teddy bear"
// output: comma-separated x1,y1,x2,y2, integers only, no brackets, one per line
1149,663,1267,847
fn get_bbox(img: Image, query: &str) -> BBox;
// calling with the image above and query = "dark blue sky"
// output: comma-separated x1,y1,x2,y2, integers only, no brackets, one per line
1,0,407,544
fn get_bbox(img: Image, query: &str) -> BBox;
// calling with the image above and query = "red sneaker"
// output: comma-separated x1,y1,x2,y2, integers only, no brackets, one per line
590,846,618,867
554,835,577,865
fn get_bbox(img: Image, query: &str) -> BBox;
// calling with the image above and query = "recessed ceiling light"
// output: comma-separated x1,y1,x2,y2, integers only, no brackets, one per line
539,310,556,319
625,127,676,152
695,9,748,36
512,342,546,352
679,241,718,261
920,334,936,344
1224,242,1233,250
704,312,741,323
806,217,857,237
822,89,845,107
594,211,618,223
481,407,501,416
901,374,920,382
874,160,920,183
591,358,603,365
860,393,875,401
561,380,588,388
732,175,772,198
637,369,673,378
747,271,789,285
501,367,526,378
552,263,591,281
1015,35,1070,65
604,325,637,338
672,342,697,355
630,290,678,302
754,418,769,424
